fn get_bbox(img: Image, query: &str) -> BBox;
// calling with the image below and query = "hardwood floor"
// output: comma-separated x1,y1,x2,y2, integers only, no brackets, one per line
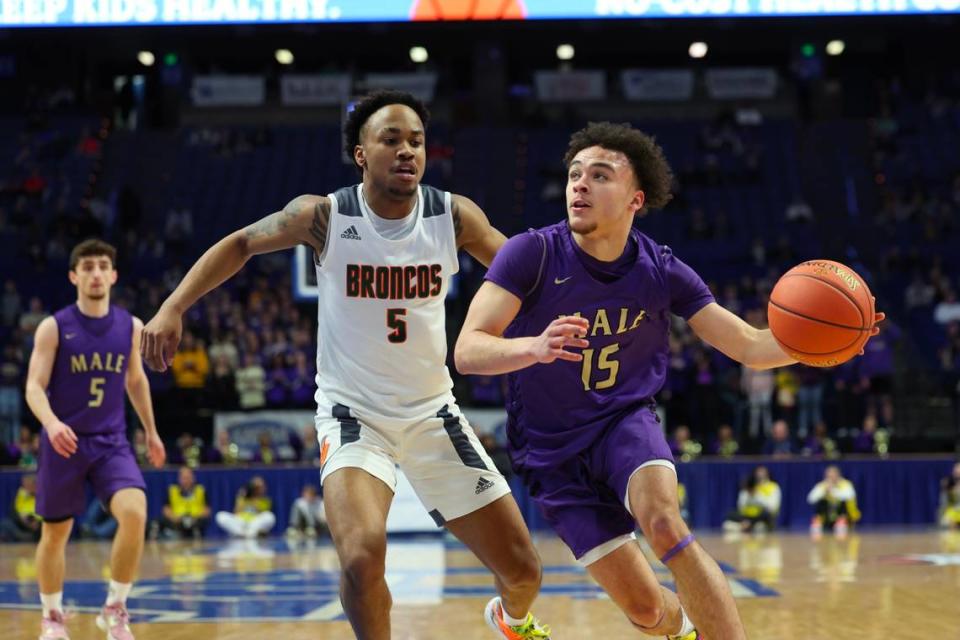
3,529,959,639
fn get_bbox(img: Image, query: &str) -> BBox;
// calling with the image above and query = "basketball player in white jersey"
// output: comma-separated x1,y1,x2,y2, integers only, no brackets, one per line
141,91,551,640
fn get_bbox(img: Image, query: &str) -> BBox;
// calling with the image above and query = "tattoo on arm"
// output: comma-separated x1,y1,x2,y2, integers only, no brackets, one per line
244,196,330,258
452,199,464,241
309,199,330,254
244,205,298,241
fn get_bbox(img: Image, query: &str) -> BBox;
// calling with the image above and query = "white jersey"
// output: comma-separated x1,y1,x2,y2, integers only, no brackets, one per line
313,184,459,419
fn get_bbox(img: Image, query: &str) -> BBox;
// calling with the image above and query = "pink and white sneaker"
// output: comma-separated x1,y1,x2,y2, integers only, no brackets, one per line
39,610,70,639
96,603,134,640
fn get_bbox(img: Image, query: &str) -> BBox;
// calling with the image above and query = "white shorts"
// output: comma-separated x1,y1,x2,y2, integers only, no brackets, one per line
315,396,511,527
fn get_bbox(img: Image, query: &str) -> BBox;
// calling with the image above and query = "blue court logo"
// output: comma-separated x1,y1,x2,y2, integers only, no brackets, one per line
0,538,777,622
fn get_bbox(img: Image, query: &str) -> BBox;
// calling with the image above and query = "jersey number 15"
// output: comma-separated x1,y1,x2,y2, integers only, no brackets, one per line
580,344,620,391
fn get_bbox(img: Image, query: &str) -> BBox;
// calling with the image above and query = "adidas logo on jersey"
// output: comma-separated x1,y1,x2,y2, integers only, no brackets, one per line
475,477,495,495
340,225,362,240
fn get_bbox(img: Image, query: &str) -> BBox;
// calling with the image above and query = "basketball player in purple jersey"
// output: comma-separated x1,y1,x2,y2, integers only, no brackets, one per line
140,91,550,640
24,239,166,640
456,123,885,639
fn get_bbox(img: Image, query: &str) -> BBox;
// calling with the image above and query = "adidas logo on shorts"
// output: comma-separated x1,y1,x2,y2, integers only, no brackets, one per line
340,225,362,240
475,477,495,495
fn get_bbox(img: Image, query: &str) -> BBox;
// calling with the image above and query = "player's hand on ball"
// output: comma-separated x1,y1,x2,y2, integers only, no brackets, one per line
146,432,167,468
859,303,886,355
44,420,78,458
141,308,183,372
531,316,590,364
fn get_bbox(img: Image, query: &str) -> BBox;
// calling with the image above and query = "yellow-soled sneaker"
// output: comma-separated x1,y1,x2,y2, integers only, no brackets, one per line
483,597,551,639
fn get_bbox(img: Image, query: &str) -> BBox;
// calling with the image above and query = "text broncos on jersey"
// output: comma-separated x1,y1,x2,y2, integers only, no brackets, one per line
345,264,443,300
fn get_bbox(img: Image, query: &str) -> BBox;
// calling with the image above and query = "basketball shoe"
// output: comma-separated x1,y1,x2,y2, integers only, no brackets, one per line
810,515,824,540
484,597,551,639
39,610,70,639
96,603,134,640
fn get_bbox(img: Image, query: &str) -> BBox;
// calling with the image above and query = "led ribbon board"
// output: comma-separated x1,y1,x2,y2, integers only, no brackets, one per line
2,0,956,29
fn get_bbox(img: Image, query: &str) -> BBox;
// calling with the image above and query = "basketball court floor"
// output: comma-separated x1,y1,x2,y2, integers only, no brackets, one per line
2,529,959,639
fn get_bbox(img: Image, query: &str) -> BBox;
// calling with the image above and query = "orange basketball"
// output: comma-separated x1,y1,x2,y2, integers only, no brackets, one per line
767,260,875,367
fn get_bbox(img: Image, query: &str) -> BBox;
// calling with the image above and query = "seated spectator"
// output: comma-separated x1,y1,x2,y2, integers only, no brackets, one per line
802,422,840,459
215,476,275,538
208,430,241,465
904,273,935,310
0,473,41,542
18,297,47,335
934,290,960,325
19,431,39,468
208,353,239,410
762,420,795,458
285,484,328,539
80,499,117,540
132,429,149,466
173,432,203,468
940,462,960,529
300,425,320,465
723,466,782,534
265,354,290,407
851,415,889,456
808,465,860,538
711,424,740,458
669,425,702,462
288,351,315,408
253,432,276,464
470,375,506,406
236,353,266,410
785,196,814,223
159,466,210,539
741,363,774,439
171,331,210,410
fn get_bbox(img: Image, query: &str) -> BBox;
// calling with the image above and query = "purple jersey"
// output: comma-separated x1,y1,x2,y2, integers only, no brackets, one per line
48,304,133,436
485,222,714,470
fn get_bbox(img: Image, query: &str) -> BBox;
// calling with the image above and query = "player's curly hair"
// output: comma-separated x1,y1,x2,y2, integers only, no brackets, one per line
343,90,431,176
563,122,674,212
70,238,117,270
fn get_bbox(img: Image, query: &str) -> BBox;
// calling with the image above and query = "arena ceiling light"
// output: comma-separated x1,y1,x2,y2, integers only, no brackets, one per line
826,40,846,56
556,44,575,61
137,51,155,67
275,49,294,65
688,42,708,59
409,46,429,63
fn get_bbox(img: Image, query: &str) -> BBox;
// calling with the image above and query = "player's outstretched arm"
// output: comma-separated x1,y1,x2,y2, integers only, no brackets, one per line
689,301,884,370
452,194,507,267
141,194,330,371
126,317,166,468
24,317,78,458
455,281,590,375
688,302,797,370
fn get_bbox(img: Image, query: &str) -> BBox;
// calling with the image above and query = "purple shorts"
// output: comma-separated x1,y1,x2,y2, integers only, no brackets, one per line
519,405,673,560
37,430,146,521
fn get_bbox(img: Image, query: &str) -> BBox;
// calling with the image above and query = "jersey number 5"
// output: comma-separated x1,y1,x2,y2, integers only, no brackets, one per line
89,377,106,407
387,308,407,344
580,344,620,391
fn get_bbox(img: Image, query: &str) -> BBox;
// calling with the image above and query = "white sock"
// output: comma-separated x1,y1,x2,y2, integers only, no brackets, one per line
40,592,63,618
106,580,132,606
501,602,527,627
675,607,696,637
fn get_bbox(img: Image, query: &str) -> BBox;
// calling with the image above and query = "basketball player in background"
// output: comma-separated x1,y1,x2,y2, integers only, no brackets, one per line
25,239,166,640
455,122,883,639
141,91,550,640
